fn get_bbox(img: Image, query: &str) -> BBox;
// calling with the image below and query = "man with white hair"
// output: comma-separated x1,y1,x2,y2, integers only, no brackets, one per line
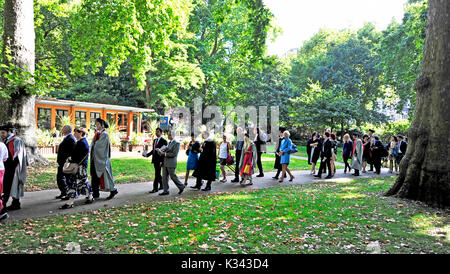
55,125,76,200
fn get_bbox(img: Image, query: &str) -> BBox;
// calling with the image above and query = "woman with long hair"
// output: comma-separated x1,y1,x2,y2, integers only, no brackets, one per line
184,133,200,186
307,132,321,175
388,135,399,173
239,133,257,186
342,133,353,174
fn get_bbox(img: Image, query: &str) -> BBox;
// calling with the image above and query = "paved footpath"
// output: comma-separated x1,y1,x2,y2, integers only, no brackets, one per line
4,168,395,223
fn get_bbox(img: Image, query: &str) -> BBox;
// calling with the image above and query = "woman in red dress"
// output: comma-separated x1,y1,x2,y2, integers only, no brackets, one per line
239,133,257,186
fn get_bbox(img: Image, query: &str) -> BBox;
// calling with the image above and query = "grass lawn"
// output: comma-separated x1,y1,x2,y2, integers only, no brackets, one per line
26,153,324,192
2,176,448,254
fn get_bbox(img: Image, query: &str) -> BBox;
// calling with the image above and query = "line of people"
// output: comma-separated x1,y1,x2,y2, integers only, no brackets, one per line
3,122,403,222
55,119,119,209
149,127,294,194
306,129,408,178
0,118,120,222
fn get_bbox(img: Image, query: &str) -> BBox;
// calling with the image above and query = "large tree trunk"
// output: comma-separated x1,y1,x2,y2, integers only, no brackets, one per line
385,0,450,208
1,0,45,165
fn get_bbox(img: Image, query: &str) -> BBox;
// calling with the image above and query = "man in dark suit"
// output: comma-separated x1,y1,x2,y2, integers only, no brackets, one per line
55,125,76,200
371,136,385,174
396,135,408,165
315,131,332,179
146,128,167,193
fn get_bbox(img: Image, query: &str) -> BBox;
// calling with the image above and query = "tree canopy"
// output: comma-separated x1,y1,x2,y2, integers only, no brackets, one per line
1,0,427,138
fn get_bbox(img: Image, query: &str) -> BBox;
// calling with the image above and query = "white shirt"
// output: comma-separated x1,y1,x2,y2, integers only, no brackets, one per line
0,142,8,171
219,142,228,159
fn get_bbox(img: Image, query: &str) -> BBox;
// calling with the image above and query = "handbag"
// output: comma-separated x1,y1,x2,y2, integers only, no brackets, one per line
243,164,251,174
289,144,298,154
63,155,87,175
226,155,234,165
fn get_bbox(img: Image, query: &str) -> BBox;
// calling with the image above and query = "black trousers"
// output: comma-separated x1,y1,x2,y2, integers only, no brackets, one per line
373,156,381,174
90,161,100,197
343,154,351,171
195,177,212,188
153,161,163,190
317,157,331,177
57,165,69,195
256,151,263,175
234,150,242,179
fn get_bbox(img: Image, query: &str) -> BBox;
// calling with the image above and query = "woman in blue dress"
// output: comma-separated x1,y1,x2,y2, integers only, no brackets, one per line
278,130,294,183
184,133,200,186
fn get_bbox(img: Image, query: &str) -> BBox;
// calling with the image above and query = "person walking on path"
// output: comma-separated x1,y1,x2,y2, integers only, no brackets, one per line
388,135,399,173
0,124,27,212
55,125,76,201
396,135,408,166
159,130,185,196
60,127,94,209
239,133,257,186
191,131,217,191
342,133,353,174
273,127,286,179
90,118,118,200
367,129,375,172
278,130,294,183
362,134,370,173
218,135,232,183
315,131,332,179
351,132,363,176
371,136,385,175
330,133,338,177
254,128,266,177
184,133,200,186
231,127,245,183
0,139,9,221
146,128,167,193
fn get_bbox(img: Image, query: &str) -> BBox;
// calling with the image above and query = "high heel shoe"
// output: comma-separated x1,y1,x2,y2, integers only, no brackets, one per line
289,176,294,182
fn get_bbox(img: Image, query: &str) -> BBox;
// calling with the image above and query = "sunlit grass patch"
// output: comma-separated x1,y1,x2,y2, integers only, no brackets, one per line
410,214,450,242
215,194,253,201
4,176,449,254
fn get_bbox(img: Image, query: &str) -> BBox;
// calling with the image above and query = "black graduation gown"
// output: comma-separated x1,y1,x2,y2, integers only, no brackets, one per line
192,140,217,181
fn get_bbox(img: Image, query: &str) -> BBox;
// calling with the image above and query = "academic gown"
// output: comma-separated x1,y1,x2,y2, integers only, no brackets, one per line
192,139,217,181
239,142,257,176
351,138,363,171
90,130,115,192
4,135,27,199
